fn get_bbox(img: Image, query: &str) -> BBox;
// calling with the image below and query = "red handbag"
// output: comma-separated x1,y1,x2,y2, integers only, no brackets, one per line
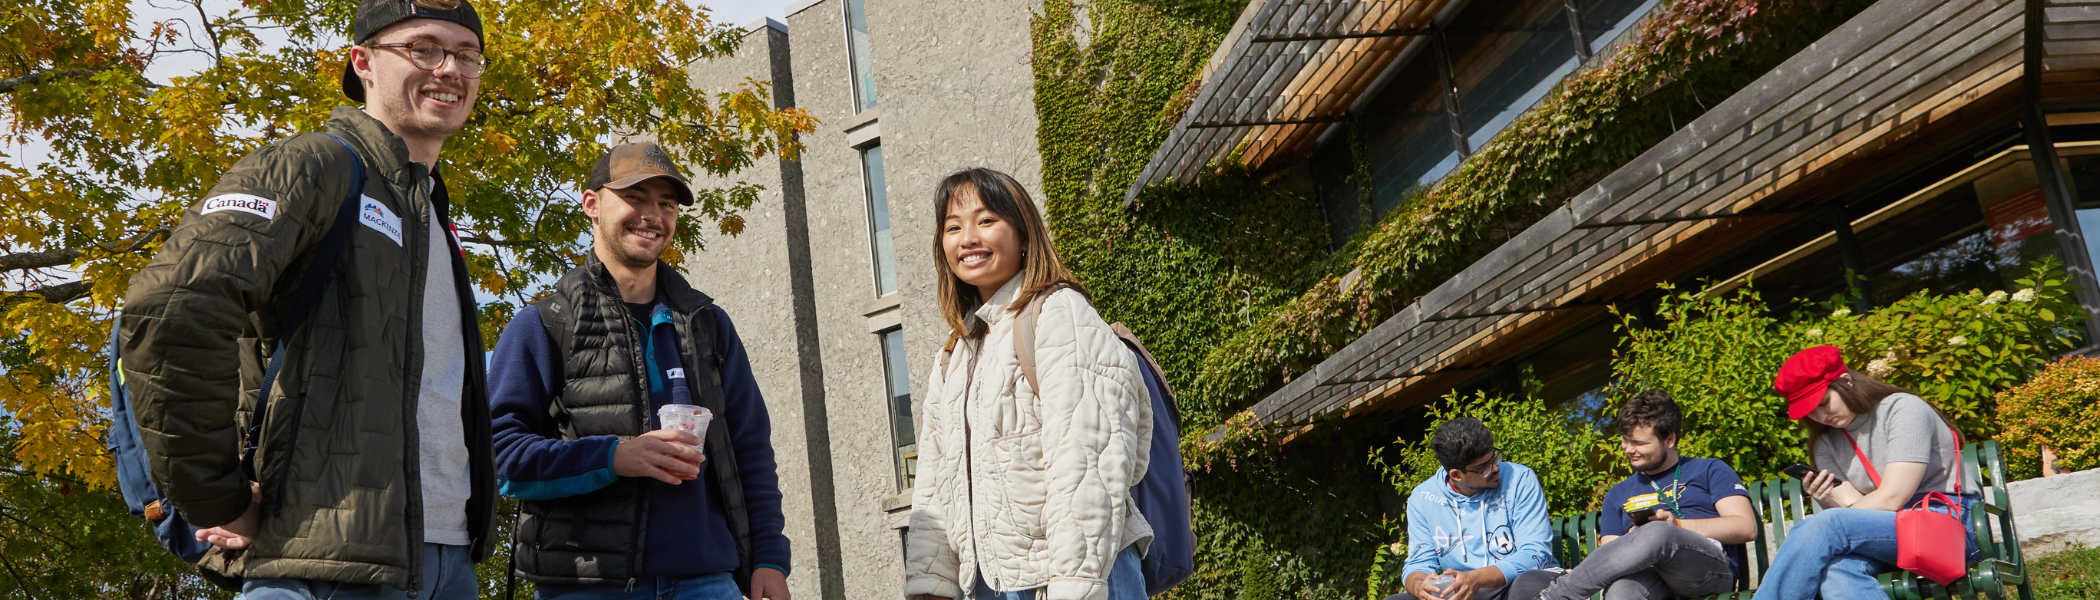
1845,427,1969,585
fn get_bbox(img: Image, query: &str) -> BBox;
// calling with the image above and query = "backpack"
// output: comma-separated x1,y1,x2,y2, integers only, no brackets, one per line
105,132,366,563
944,283,1198,596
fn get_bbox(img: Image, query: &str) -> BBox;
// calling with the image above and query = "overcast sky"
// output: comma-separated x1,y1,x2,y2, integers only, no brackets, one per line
702,0,804,29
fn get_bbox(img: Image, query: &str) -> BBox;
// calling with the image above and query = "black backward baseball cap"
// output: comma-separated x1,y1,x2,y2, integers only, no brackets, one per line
341,0,486,103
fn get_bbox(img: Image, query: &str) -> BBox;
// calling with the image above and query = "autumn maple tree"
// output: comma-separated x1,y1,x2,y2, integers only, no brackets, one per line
0,0,811,593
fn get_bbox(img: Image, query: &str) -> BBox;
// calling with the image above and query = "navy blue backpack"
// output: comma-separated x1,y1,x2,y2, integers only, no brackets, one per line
105,132,365,562
1008,285,1197,596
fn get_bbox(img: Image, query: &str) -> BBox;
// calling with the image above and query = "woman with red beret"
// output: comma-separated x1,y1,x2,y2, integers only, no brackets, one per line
1753,345,1979,599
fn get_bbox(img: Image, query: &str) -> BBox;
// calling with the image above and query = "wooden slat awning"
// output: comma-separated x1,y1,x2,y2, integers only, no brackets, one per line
1121,0,1457,205
1232,0,2035,435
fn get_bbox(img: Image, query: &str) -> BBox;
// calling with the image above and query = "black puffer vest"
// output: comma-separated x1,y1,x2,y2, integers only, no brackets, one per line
511,257,754,592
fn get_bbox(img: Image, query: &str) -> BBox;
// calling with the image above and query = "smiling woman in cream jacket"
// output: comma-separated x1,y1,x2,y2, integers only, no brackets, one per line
903,168,1154,600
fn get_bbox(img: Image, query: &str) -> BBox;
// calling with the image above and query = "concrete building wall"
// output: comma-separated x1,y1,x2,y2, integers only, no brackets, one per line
781,2,914,598
678,0,1046,596
677,19,849,600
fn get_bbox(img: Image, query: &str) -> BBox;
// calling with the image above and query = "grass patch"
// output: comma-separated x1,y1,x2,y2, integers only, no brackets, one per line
2033,543,2100,600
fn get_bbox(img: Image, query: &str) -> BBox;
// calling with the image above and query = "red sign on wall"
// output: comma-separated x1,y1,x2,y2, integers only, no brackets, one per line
1984,186,2052,247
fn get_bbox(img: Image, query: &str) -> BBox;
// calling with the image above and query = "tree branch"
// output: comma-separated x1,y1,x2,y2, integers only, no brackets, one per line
0,67,159,94
0,281,93,308
0,69,95,94
458,234,542,248
0,228,168,273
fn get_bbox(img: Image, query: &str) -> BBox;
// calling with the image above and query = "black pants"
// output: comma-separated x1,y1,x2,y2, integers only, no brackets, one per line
1386,568,1564,600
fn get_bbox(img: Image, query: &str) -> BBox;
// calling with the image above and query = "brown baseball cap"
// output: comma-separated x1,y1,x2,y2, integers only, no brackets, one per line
587,142,695,206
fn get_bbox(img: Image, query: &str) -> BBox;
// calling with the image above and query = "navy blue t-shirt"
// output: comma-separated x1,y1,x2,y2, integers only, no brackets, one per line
1601,457,1750,575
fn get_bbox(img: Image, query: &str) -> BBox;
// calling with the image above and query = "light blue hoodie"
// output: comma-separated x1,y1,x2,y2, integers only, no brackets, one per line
1401,461,1558,580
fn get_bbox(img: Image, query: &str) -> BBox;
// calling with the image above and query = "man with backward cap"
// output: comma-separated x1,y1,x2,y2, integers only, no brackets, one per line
120,0,499,597
488,142,794,599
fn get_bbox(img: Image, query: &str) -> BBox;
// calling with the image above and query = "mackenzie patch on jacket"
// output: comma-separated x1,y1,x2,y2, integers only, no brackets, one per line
359,195,404,245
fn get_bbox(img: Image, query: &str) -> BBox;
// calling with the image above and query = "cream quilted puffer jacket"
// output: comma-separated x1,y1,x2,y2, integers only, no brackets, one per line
904,277,1154,600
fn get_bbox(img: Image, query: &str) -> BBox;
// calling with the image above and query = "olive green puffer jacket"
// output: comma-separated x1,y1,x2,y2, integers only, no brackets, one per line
120,106,495,589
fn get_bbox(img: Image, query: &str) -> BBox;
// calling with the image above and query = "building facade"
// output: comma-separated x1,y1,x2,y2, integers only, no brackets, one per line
675,0,2100,595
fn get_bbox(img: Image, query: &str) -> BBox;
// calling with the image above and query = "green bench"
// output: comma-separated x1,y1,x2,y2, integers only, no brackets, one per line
1547,441,2033,600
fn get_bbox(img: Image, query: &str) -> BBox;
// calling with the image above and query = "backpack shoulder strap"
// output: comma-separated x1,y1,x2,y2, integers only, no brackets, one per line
1109,322,1182,424
1012,282,1074,393
689,304,726,403
239,132,365,479
939,332,962,370
531,294,576,361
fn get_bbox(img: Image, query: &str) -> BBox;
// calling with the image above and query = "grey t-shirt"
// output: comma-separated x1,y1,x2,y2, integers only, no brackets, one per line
417,177,472,546
1812,393,1977,501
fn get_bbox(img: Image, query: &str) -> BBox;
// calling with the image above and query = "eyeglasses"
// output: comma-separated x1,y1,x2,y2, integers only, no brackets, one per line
1458,450,1501,476
366,40,489,78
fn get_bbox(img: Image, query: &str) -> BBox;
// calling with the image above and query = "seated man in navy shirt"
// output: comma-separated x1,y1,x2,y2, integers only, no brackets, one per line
1537,391,1756,600
488,142,790,600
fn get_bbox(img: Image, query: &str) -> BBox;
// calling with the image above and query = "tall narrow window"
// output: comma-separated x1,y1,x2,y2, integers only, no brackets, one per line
880,329,916,490
846,0,878,111
862,145,897,295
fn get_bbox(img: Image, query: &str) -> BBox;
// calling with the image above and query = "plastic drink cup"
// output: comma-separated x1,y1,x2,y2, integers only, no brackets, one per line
1428,574,1456,595
656,405,712,453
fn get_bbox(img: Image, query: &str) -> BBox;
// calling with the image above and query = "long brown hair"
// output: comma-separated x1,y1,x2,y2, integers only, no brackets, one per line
1805,368,1962,469
931,168,1087,339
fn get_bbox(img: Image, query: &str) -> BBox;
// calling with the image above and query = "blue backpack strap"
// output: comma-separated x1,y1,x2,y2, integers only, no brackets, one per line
106,323,155,514
237,133,365,479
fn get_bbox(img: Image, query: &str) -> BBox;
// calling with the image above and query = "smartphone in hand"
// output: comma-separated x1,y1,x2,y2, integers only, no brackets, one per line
1782,463,1815,480
1627,506,1659,524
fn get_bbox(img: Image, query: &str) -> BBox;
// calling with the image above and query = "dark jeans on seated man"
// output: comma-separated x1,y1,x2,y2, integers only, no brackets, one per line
1385,569,1564,600
1538,521,1734,600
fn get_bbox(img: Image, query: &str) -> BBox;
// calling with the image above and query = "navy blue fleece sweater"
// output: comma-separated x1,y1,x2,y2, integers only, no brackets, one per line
489,300,789,585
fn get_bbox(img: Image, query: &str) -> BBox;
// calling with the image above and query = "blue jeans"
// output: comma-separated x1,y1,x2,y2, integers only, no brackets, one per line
971,544,1145,600
242,543,477,600
1752,505,1980,600
540,571,741,600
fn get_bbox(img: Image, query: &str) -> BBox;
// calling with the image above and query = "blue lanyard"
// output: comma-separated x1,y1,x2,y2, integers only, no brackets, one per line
629,308,695,406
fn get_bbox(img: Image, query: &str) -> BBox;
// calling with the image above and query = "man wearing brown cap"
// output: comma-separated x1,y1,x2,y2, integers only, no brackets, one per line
120,0,496,597
487,142,793,599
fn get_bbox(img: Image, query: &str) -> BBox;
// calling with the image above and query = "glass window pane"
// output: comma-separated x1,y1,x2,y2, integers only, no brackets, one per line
880,330,915,490
1449,0,1582,153
1357,52,1461,215
863,145,897,295
1581,0,1661,54
846,0,878,111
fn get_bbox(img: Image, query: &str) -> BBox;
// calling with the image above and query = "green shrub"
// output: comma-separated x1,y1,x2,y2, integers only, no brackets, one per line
1995,356,2100,481
1607,260,2081,483
1607,285,1811,483
1806,259,2083,439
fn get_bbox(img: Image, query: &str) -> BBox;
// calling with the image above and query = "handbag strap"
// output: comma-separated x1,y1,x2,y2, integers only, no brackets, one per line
1843,430,1883,487
1843,425,1964,495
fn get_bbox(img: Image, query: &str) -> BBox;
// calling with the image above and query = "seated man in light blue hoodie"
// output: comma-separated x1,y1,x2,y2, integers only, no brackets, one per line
1389,417,1563,600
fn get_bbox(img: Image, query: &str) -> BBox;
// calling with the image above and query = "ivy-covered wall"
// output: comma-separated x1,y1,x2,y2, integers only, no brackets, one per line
1033,1,1391,597
1029,0,1880,597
